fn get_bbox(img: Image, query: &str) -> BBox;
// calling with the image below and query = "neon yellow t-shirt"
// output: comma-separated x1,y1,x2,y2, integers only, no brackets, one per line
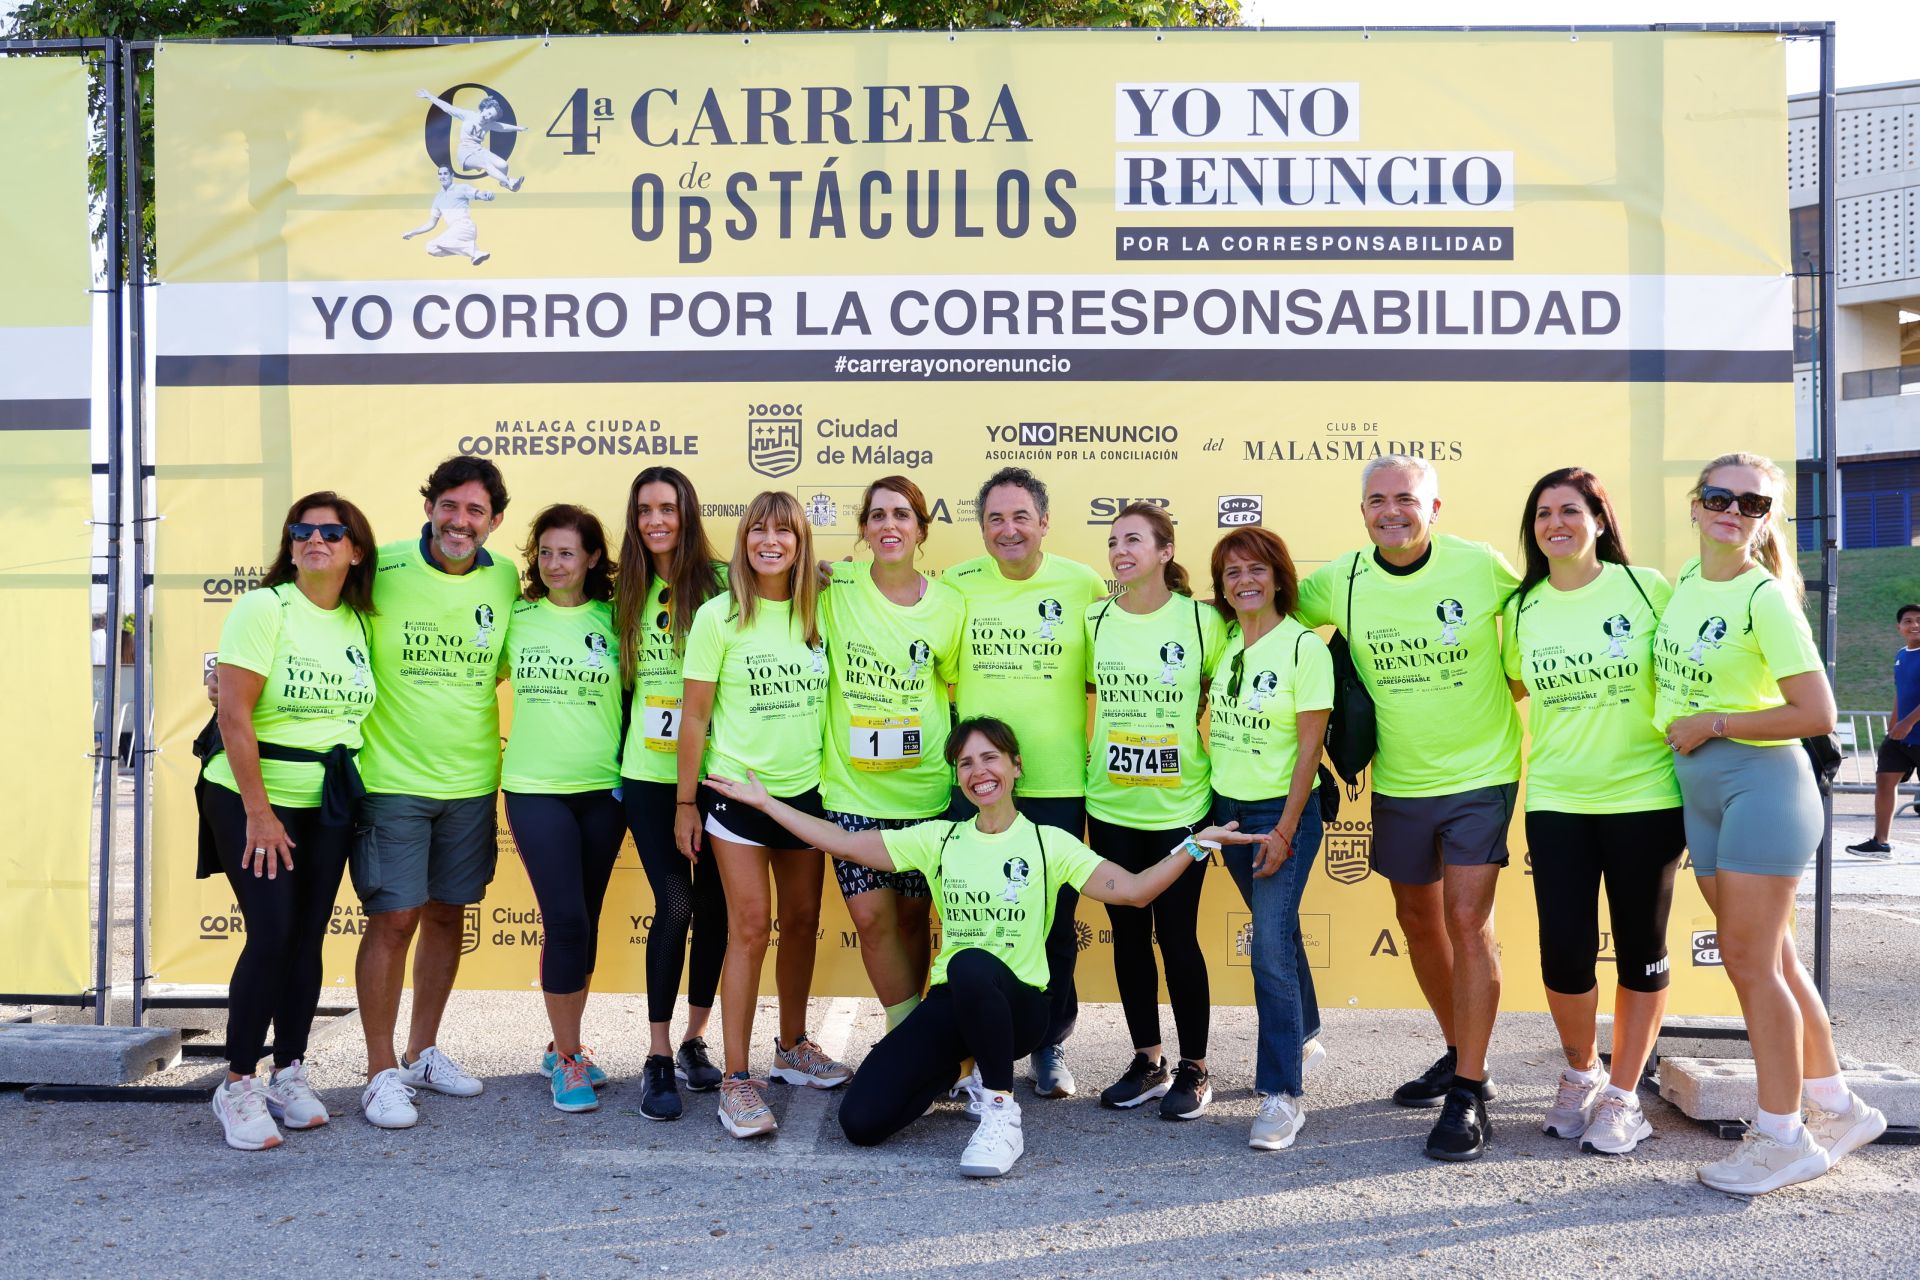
819,562,967,819
1207,618,1334,803
682,593,829,797
1083,592,1230,827
357,535,521,799
620,565,727,784
1502,564,1680,814
205,585,377,808
1296,534,1523,798
947,553,1106,799
500,597,622,793
883,815,1104,989
1652,559,1824,747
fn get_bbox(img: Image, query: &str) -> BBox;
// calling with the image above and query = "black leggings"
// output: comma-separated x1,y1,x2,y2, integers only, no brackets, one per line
1088,815,1210,1060
1526,807,1686,995
202,782,351,1077
839,948,1050,1147
624,779,728,1024
504,790,625,995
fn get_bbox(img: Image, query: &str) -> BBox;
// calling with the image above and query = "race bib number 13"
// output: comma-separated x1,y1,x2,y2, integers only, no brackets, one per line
644,695,682,753
850,715,922,772
1106,730,1181,788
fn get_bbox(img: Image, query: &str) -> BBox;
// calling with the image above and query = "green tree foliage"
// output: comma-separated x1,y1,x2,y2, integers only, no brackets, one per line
7,0,1239,271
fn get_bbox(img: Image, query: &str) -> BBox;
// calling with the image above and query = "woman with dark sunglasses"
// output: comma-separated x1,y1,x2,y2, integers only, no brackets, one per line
196,493,378,1149
1501,468,1681,1157
1204,525,1332,1151
611,467,729,1120
1655,451,1885,1194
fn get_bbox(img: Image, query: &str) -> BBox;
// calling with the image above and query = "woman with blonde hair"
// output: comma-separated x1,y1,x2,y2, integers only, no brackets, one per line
1656,452,1885,1193
676,491,844,1138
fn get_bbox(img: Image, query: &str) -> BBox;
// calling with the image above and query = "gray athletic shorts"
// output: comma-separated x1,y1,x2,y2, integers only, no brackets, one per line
1673,738,1822,878
351,792,499,914
1370,783,1518,886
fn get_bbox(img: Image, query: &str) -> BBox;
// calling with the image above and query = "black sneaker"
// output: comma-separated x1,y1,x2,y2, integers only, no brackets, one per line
675,1036,723,1092
1159,1060,1213,1121
1845,839,1893,860
1099,1053,1171,1109
1392,1050,1499,1107
1424,1085,1491,1161
639,1054,683,1121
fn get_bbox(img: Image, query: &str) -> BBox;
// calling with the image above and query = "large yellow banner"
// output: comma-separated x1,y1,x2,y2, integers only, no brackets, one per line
0,58,96,997
152,32,1790,1015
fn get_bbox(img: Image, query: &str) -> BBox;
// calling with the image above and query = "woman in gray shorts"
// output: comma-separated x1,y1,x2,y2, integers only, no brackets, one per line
1653,451,1885,1196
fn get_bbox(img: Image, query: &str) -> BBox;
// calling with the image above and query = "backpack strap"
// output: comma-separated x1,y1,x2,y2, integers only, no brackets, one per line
1092,595,1119,642
1619,564,1655,615
1742,577,1769,635
1192,596,1205,673
934,821,962,884
1345,551,1361,635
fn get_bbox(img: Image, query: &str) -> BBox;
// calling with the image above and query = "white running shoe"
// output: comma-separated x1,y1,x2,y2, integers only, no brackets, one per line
1543,1070,1605,1139
1805,1094,1889,1167
265,1059,329,1130
1301,1038,1326,1083
211,1077,283,1151
1581,1091,1653,1155
1698,1125,1830,1195
1249,1093,1304,1150
950,1065,987,1116
399,1045,484,1097
959,1093,1024,1177
361,1067,419,1129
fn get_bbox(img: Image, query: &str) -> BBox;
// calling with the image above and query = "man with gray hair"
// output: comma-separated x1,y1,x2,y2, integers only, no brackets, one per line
1296,455,1522,1162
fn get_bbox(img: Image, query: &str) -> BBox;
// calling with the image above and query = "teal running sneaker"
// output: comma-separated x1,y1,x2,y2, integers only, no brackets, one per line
542,1044,608,1090
549,1054,599,1113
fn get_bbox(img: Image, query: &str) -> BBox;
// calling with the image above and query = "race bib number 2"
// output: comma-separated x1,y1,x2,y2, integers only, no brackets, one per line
644,695,682,753
850,714,922,772
1106,730,1181,788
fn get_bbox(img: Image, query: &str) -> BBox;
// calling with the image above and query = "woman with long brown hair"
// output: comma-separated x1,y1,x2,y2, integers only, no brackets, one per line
676,491,843,1138
1502,467,1681,1156
613,466,728,1120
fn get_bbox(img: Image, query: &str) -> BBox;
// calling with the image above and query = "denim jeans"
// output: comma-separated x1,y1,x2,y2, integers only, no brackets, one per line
1212,793,1325,1097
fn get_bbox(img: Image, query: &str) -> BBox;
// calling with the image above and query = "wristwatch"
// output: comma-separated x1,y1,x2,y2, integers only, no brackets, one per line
1710,715,1728,738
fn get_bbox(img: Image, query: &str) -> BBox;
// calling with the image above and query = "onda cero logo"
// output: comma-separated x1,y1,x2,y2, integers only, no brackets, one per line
422,83,520,178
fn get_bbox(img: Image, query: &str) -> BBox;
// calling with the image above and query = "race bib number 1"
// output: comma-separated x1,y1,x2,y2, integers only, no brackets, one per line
1106,730,1181,788
644,695,682,753
849,714,922,772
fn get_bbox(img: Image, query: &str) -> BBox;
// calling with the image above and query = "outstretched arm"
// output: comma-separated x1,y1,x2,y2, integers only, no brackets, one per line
703,770,896,869
486,119,530,133
416,88,459,116
401,209,441,239
1079,823,1257,907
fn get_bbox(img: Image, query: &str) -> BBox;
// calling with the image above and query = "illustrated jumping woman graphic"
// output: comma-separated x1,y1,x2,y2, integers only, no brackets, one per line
418,88,529,191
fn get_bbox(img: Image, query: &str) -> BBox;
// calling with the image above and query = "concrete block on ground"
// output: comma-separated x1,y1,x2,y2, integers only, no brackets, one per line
1661,1056,1920,1126
0,1023,182,1085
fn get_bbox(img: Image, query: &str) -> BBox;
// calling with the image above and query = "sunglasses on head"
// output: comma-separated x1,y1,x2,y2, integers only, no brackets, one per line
289,522,349,543
1697,486,1772,519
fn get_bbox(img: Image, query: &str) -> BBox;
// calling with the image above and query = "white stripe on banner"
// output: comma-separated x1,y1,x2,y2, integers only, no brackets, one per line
157,273,1790,357
0,325,91,398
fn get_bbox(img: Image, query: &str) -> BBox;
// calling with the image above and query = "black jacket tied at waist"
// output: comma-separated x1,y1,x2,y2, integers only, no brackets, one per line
193,717,366,878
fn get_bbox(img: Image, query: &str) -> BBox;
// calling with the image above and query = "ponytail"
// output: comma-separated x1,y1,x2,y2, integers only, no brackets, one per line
1115,501,1191,596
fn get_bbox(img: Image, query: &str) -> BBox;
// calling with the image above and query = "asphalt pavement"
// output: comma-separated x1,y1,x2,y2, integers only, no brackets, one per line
3,789,1918,1278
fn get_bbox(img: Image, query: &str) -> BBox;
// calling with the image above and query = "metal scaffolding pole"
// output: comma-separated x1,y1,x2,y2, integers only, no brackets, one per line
1813,22,1840,1002
92,37,125,1025
124,45,154,1027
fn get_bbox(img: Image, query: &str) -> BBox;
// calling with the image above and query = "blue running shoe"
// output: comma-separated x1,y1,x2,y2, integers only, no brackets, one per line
550,1054,599,1113
542,1044,608,1090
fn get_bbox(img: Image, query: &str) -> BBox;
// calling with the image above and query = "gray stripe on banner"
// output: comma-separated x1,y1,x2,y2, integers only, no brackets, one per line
0,399,90,430
154,349,1791,387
